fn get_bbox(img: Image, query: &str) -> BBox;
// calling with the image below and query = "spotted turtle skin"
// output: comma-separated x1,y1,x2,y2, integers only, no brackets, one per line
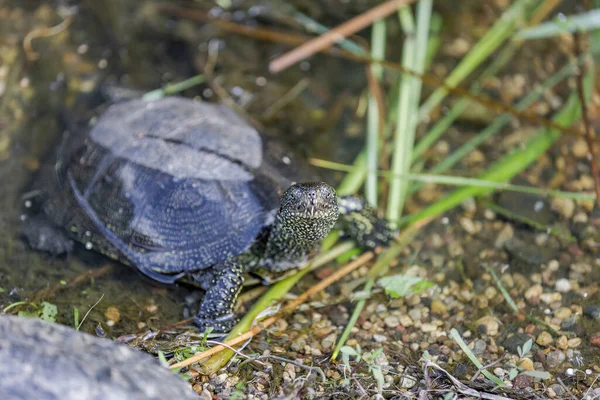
0,316,198,400
23,97,393,332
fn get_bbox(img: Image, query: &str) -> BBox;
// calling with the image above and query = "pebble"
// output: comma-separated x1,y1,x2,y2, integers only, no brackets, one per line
384,316,400,328
535,331,553,347
213,373,228,385
495,224,514,248
556,335,568,350
471,339,487,355
420,323,437,333
104,307,120,323
430,299,447,314
518,358,534,371
561,316,579,331
572,138,588,158
408,309,422,321
321,333,337,350
399,315,413,327
503,333,532,353
373,334,387,343
545,350,566,369
476,315,499,336
540,292,561,304
551,197,575,219
584,305,600,320
554,307,572,320
567,338,581,348
524,284,543,303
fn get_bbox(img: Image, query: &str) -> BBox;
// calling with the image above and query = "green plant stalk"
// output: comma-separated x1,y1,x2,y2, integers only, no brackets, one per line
201,241,355,373
450,328,505,386
403,75,589,226
424,13,442,68
311,158,596,202
412,41,519,161
339,6,441,196
409,53,587,195
366,20,387,206
387,2,432,225
418,0,537,121
142,74,206,101
331,219,424,360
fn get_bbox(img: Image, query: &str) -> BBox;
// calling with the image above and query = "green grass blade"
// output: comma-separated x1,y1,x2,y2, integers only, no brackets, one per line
387,1,432,226
409,53,586,195
366,20,387,206
403,74,589,226
418,0,537,121
517,9,600,40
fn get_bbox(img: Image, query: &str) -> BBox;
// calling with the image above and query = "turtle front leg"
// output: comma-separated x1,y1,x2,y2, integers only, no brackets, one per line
337,195,395,249
193,261,245,333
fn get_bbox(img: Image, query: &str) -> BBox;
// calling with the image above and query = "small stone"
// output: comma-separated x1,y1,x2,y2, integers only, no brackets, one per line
556,335,568,350
503,333,532,354
567,338,581,348
471,339,487,355
584,305,600,320
476,315,499,336
525,284,543,303
104,307,120,323
213,373,228,385
540,292,561,304
551,198,575,219
555,279,572,293
284,362,296,381
420,323,437,333
430,299,447,314
399,375,417,389
291,336,307,352
408,309,422,321
384,316,400,328
536,331,553,347
572,138,588,158
321,333,337,350
518,357,534,371
545,350,566,369
493,367,507,377
561,316,579,331
146,304,158,313
494,224,514,248
399,315,413,327
550,384,566,397
513,373,533,389
373,334,387,343
554,307,572,320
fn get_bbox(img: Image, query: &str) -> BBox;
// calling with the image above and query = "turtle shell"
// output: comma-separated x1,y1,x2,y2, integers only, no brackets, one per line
45,97,303,282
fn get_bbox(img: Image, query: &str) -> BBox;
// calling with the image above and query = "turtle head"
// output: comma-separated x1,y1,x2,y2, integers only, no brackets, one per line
280,182,339,223
263,182,339,269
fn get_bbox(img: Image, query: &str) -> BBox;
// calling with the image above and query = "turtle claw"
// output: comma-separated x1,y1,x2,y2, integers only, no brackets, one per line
193,313,238,333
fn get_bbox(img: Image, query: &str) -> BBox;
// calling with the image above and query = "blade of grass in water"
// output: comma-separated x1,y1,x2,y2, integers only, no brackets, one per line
418,0,538,121
142,74,205,101
517,9,600,40
366,20,387,206
310,158,595,202
409,53,587,195
403,68,593,227
387,0,432,226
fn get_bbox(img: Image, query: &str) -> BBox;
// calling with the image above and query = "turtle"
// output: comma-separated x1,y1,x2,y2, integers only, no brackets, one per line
22,96,393,332
0,315,199,400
